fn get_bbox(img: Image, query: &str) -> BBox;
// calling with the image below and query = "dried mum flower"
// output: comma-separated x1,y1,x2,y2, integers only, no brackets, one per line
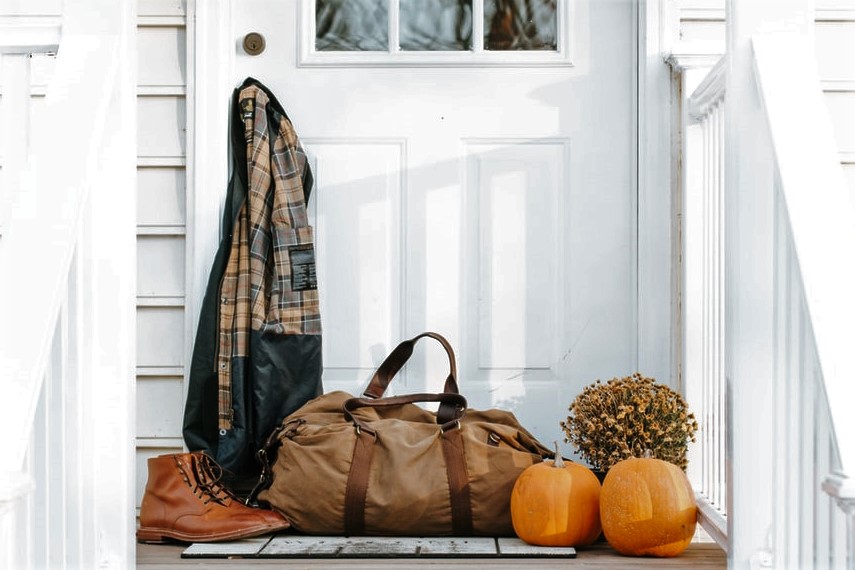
559,372,699,471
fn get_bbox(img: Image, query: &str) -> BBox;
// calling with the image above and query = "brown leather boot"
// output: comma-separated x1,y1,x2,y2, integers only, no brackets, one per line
137,451,290,543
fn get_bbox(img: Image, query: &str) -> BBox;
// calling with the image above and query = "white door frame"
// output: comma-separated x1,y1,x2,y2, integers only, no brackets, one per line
634,0,679,388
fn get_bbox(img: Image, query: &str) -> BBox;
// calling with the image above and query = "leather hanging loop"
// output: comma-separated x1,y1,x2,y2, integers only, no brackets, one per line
362,332,459,399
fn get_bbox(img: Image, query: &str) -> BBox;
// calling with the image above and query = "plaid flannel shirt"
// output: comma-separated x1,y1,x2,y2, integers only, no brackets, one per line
216,85,321,429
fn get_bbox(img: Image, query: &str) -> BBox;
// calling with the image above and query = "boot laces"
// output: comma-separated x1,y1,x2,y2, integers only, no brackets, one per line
179,453,237,506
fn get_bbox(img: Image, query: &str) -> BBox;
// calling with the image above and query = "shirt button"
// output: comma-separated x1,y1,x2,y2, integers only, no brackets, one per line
221,297,229,304
220,362,227,369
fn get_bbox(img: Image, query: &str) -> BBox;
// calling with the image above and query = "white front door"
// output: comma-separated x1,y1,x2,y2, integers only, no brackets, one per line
228,0,635,449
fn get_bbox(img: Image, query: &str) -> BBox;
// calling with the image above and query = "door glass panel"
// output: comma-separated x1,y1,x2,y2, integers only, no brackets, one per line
399,0,473,51
315,0,389,51
484,0,557,51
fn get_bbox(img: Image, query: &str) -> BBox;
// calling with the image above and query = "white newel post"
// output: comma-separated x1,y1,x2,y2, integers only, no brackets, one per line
724,1,812,568
0,1,137,567
72,1,138,564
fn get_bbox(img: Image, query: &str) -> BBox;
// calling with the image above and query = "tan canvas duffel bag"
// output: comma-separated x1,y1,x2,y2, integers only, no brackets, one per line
253,332,552,536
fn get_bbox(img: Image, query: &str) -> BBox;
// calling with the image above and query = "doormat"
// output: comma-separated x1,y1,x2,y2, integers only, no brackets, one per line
182,536,577,559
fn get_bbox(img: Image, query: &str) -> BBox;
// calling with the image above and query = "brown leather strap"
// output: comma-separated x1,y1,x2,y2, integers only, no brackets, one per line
344,393,466,430
343,393,467,424
343,427,376,535
362,332,459,399
248,422,286,504
249,418,306,504
440,425,474,536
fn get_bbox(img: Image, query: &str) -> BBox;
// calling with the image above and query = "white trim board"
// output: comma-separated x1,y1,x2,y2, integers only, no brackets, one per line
635,0,678,388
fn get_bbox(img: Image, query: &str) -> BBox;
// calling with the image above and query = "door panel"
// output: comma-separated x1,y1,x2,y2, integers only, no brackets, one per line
231,0,635,447
307,140,405,391
464,140,564,372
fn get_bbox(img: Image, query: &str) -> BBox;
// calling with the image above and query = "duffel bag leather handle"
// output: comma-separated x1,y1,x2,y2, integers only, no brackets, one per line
362,332,459,399
343,392,467,430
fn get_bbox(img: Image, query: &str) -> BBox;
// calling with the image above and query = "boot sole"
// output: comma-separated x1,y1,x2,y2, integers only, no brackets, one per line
136,523,290,544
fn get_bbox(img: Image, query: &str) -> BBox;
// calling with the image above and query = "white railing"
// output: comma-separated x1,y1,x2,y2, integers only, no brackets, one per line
752,35,855,569
683,56,728,549
0,2,136,568
683,34,855,567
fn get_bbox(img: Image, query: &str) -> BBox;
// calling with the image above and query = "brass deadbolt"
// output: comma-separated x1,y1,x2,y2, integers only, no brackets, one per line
243,32,266,56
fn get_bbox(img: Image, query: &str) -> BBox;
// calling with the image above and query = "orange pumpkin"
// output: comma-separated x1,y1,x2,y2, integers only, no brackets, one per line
600,457,697,557
510,443,602,547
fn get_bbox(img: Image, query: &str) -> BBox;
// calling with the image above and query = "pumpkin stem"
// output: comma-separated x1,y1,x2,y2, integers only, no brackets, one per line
552,441,565,468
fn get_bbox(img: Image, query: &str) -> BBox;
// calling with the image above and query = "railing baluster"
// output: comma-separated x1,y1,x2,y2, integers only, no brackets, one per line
814,388,831,567
32,363,47,569
800,316,815,568
703,112,711,507
708,112,715,507
49,303,67,568
65,244,84,567
713,102,719,505
834,495,848,567
787,229,800,567
705,104,711,507
716,97,728,513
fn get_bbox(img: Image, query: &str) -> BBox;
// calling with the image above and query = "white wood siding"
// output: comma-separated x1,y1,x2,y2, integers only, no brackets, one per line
818,4,855,201
135,0,189,514
674,0,725,53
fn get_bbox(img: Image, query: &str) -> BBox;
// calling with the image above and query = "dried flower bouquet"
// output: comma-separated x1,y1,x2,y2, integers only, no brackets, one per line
560,373,699,471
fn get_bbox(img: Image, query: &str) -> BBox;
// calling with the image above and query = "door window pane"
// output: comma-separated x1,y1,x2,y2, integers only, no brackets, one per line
484,0,557,51
306,0,567,63
399,0,473,51
316,0,389,51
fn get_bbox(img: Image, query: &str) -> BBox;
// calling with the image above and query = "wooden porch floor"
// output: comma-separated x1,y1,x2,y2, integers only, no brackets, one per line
138,540,726,569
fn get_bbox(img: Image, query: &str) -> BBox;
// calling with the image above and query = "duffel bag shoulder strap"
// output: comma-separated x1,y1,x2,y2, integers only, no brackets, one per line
341,392,473,536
